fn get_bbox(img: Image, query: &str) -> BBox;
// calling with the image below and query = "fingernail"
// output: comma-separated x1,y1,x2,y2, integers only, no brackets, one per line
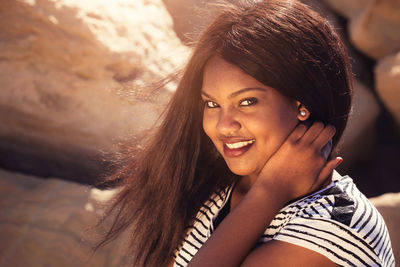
337,157,343,165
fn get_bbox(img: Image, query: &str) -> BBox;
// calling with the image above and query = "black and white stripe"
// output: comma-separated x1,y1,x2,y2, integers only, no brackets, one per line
174,174,395,266
174,185,233,266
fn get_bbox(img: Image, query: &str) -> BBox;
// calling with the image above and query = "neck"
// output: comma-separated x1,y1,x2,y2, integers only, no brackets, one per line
235,175,256,196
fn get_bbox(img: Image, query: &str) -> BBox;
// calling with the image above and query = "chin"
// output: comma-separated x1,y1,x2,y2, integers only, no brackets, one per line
226,164,256,177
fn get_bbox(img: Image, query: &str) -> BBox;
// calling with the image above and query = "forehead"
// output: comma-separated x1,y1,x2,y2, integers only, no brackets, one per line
202,56,268,95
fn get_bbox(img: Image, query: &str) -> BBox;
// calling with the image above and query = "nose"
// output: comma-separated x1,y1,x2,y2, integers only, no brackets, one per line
216,108,241,136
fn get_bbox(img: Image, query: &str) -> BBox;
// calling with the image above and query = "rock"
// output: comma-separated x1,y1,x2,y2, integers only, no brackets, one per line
302,0,376,87
338,80,380,165
348,0,400,60
375,52,400,126
323,0,372,19
0,168,130,266
370,192,400,265
0,0,189,183
162,0,202,44
325,0,400,60
162,0,230,44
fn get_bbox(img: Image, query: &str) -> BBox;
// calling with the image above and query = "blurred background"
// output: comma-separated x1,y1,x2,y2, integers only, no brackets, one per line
0,0,399,266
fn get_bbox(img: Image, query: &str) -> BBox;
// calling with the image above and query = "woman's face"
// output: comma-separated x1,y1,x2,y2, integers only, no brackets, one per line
201,56,300,179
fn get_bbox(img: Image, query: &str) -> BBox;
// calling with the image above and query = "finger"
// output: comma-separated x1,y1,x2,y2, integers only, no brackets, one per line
312,157,343,190
288,122,308,142
312,125,336,150
301,122,325,144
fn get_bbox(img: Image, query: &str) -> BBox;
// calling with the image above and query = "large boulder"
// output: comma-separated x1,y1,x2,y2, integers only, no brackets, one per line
323,0,372,19
338,80,380,166
375,52,400,126
162,0,207,44
0,0,189,183
302,0,375,87
162,0,236,44
349,0,400,60
325,0,400,60
0,168,129,266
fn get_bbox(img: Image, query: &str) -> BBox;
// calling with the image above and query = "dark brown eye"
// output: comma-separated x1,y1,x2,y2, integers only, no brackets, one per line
205,101,219,108
239,98,258,106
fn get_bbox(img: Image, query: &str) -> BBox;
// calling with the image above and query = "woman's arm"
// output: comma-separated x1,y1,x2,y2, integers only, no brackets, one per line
241,239,337,266
188,122,341,267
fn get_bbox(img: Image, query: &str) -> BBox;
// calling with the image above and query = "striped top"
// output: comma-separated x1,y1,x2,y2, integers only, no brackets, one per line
173,173,395,267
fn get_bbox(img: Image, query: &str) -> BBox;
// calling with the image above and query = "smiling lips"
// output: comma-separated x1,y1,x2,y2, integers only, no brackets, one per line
223,139,255,157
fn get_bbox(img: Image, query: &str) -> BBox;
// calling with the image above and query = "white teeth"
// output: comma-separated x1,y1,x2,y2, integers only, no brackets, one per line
225,140,255,149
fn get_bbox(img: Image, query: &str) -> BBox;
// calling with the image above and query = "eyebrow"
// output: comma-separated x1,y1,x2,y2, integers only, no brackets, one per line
201,87,267,100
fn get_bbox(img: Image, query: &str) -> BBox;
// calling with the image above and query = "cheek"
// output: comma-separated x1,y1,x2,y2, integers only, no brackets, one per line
251,109,298,144
202,112,215,139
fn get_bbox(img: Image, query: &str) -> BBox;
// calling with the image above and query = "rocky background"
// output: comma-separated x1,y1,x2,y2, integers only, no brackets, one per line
0,0,399,266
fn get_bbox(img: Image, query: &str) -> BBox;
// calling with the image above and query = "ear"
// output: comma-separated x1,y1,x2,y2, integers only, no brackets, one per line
296,101,310,121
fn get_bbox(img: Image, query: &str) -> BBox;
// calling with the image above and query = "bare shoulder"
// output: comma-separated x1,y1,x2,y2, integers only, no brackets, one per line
241,240,337,267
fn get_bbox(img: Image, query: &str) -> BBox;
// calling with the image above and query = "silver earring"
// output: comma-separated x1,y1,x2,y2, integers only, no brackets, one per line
300,110,307,117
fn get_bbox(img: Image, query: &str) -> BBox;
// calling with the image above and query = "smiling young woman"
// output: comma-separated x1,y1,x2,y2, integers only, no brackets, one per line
201,56,301,180
98,1,395,266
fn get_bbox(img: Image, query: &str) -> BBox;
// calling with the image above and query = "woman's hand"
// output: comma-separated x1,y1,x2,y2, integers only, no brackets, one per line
254,121,341,204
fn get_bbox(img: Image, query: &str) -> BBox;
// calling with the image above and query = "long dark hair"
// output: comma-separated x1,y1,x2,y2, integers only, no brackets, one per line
98,1,353,266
